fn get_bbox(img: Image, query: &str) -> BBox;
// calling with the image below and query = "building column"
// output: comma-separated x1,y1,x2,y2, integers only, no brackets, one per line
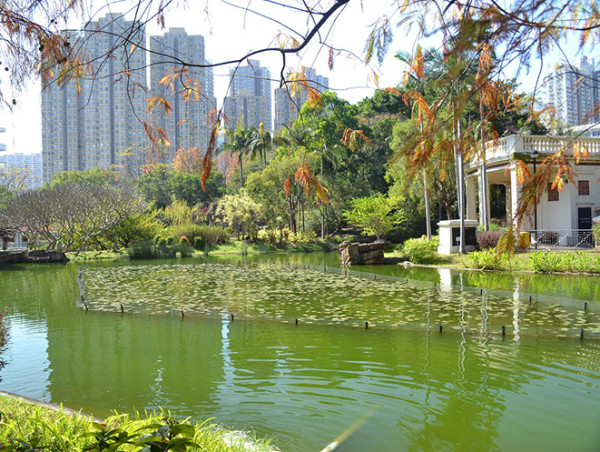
509,163,519,227
466,175,478,220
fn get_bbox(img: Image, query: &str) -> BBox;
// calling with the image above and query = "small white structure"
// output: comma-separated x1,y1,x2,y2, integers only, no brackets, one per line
437,219,479,255
465,134,600,247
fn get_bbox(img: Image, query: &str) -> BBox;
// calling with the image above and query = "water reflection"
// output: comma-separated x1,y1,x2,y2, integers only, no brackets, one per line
0,260,599,451
81,262,600,340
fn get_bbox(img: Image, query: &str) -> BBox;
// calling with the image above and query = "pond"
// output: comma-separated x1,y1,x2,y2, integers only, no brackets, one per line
1,253,599,451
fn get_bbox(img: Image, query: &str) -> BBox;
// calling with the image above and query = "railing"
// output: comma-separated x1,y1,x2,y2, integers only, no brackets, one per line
525,229,596,248
469,135,600,169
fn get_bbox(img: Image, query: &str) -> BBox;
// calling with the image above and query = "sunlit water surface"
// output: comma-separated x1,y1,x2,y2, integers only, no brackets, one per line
0,253,599,451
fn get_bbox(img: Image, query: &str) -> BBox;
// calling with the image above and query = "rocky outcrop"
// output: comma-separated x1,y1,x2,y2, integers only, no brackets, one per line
339,240,391,265
0,250,69,264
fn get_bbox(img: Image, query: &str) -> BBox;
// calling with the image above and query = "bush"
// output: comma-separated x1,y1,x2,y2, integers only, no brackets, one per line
157,240,177,258
530,251,600,273
0,397,274,452
194,236,204,249
127,241,158,259
529,251,564,272
179,237,193,257
464,249,506,270
400,236,439,264
476,230,504,249
197,225,231,245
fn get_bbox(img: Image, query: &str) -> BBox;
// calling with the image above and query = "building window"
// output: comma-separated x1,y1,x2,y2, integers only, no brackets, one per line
548,183,559,202
578,180,590,196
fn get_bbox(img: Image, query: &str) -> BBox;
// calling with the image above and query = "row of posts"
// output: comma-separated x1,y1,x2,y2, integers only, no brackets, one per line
77,266,592,341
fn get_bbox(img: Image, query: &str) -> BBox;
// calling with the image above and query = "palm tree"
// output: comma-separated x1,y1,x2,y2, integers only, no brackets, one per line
223,122,253,188
248,122,273,168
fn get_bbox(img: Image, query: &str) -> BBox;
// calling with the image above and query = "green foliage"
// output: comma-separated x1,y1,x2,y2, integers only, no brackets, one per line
127,241,159,259
463,249,508,270
46,168,119,188
108,210,164,249
215,191,263,240
0,396,272,451
343,193,404,239
400,236,440,264
529,251,600,273
178,238,194,258
593,224,600,246
127,241,179,260
245,151,319,233
164,200,194,227
356,88,410,117
137,165,225,210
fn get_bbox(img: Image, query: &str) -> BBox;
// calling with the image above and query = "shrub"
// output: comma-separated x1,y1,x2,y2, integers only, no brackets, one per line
179,238,193,257
594,224,600,247
476,230,504,249
464,249,505,270
169,224,204,243
529,251,563,272
127,241,158,259
197,225,231,245
194,236,204,249
401,236,439,264
157,240,177,258
343,193,405,239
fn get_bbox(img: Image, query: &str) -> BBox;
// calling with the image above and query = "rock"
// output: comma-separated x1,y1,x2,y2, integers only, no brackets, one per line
339,240,391,265
0,250,69,264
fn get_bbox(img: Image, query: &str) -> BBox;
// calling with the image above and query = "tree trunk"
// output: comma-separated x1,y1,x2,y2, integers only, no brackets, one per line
239,157,245,188
423,171,432,241
480,98,490,231
453,104,465,254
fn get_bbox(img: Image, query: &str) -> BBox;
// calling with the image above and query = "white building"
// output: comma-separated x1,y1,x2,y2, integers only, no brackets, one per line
0,153,43,188
544,57,600,127
149,28,216,163
274,67,329,130
42,14,147,183
465,135,600,247
223,60,272,131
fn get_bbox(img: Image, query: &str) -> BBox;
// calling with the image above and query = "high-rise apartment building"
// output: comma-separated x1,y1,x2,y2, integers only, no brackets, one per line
273,67,329,130
149,28,215,162
544,57,600,127
223,60,272,130
42,14,147,183
0,153,43,188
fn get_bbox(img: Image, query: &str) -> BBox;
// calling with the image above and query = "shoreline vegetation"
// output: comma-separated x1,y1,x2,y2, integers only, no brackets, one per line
0,392,274,452
59,239,600,275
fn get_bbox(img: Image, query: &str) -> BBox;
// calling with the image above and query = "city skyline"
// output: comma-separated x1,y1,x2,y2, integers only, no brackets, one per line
0,3,595,157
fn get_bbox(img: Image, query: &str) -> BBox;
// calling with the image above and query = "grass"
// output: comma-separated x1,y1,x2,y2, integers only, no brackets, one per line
387,248,600,273
0,394,274,451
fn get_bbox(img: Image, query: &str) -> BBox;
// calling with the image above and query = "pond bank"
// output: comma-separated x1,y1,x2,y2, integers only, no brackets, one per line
0,250,68,264
0,392,274,452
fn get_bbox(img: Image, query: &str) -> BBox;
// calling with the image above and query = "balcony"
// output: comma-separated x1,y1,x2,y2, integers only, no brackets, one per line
467,134,600,170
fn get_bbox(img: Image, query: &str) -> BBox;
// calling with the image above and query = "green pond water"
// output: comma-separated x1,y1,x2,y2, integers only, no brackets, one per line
1,252,599,451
